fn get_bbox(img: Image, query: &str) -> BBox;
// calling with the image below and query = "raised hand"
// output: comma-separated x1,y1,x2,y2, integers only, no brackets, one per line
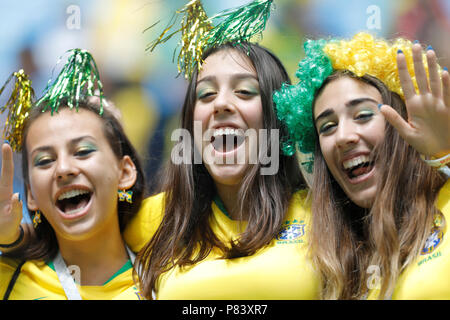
0,142,23,246
379,42,450,159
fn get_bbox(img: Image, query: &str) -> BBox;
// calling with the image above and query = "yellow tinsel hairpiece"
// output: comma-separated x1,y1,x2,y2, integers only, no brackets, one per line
0,69,34,152
323,32,434,99
145,0,213,78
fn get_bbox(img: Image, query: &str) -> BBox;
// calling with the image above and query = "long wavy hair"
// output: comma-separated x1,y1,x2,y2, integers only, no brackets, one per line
309,70,446,299
6,97,146,262
137,42,305,299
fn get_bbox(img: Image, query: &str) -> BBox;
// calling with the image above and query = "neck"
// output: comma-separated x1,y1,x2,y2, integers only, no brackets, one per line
216,183,247,220
56,219,129,286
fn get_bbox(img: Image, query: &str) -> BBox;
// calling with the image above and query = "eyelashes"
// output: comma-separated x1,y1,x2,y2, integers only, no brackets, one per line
75,146,97,157
196,84,260,101
33,155,53,167
32,146,97,167
318,111,375,134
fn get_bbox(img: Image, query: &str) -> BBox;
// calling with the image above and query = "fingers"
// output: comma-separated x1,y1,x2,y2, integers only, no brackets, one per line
412,43,430,94
11,193,23,223
397,50,416,100
426,48,442,98
379,104,412,141
442,68,450,107
0,142,14,192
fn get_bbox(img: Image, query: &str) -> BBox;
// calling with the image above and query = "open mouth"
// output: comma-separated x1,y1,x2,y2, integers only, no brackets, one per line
342,155,374,180
211,128,245,153
56,189,92,215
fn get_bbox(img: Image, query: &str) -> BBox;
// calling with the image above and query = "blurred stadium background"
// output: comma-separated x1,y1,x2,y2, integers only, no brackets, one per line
1,0,449,222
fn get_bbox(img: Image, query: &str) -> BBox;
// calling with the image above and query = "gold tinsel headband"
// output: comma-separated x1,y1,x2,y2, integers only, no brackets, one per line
0,69,34,151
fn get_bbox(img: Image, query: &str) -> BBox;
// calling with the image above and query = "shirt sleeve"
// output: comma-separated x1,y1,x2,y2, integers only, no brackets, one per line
0,257,20,299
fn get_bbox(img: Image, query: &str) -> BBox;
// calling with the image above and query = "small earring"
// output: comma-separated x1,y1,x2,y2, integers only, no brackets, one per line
33,210,42,228
118,189,133,203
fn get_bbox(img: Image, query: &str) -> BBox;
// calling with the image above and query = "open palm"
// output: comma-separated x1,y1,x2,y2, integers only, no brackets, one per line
380,43,450,158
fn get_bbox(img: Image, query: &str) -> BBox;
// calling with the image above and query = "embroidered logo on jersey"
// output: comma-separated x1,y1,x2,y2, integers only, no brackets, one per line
276,219,305,241
421,228,444,255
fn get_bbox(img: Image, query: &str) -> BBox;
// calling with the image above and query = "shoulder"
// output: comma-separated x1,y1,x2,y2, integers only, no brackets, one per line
123,192,166,252
437,180,450,217
289,189,312,211
140,192,166,214
285,188,312,220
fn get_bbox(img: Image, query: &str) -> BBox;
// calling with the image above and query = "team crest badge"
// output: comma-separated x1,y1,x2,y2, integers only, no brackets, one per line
421,228,444,255
276,219,305,241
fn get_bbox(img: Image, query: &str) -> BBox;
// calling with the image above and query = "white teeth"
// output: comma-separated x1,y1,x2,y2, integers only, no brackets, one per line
343,155,370,170
64,206,86,215
58,189,90,201
213,128,244,137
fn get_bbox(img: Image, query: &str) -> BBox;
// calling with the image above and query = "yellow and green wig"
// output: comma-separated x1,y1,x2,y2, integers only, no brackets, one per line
273,32,438,172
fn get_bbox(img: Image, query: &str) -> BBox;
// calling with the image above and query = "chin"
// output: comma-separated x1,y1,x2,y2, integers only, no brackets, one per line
347,189,376,209
207,164,248,187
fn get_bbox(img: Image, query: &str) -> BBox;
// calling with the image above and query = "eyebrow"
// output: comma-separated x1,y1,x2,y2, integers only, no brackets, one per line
196,73,258,85
314,97,379,123
29,135,96,156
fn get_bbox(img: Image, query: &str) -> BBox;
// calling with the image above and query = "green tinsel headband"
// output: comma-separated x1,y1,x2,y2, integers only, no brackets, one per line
36,48,104,115
273,39,332,163
146,0,274,78
0,49,104,152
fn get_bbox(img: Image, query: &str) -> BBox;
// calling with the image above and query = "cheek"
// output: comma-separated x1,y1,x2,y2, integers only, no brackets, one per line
367,118,386,146
318,137,335,168
245,100,263,129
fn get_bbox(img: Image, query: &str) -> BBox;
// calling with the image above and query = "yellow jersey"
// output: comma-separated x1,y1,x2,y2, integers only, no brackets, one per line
123,190,321,300
391,179,450,299
0,258,142,300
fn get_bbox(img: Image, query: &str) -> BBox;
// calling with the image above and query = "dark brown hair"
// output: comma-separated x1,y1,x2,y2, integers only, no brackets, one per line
137,42,305,299
309,70,446,299
6,97,146,262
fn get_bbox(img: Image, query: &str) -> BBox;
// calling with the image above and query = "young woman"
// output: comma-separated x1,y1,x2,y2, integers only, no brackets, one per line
0,97,146,300
274,32,449,299
123,41,320,299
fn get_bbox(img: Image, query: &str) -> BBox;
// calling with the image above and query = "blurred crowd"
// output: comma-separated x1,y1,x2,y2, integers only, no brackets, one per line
1,0,449,220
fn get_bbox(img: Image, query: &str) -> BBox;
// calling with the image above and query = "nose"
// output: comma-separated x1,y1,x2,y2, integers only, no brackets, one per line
335,121,359,149
54,154,79,181
213,90,235,115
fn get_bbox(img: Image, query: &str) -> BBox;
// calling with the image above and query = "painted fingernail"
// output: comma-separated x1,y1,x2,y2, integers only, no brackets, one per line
427,45,433,51
444,67,448,72
397,49,403,54
413,40,419,44
4,140,9,145
378,104,383,110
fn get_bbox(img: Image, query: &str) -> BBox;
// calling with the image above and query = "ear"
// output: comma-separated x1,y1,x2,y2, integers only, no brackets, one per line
117,155,137,190
26,184,39,212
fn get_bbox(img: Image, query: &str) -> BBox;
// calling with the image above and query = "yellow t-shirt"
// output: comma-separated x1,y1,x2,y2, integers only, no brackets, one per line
390,179,450,299
0,258,143,300
123,190,321,300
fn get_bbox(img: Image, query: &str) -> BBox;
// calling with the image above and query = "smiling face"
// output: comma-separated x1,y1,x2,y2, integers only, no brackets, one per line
313,76,386,208
25,107,136,241
193,48,263,188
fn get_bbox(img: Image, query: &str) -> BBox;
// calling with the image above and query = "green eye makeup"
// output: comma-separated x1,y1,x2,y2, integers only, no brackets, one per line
75,142,97,156
196,87,215,99
33,153,52,167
